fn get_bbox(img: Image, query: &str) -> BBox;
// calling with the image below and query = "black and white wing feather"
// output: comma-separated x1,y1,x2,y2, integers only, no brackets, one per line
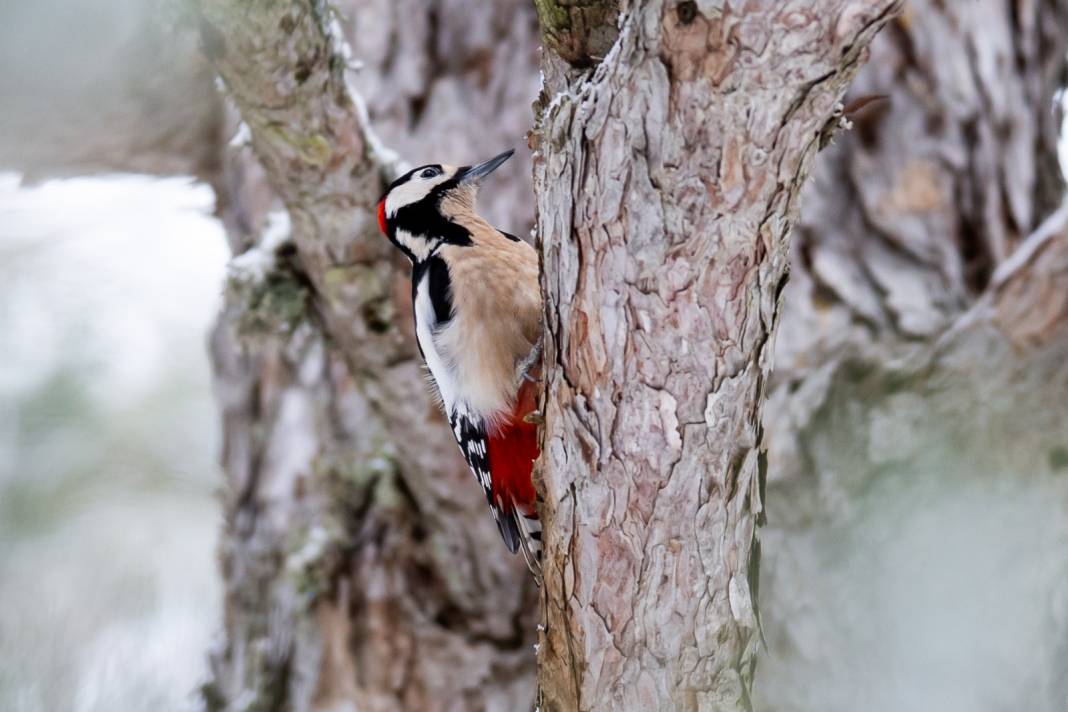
448,404,522,553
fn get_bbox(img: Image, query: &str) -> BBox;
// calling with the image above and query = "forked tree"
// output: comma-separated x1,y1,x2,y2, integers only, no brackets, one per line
7,0,1066,709
193,0,899,709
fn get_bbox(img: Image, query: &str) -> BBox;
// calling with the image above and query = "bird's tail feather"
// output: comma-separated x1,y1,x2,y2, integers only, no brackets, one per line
513,509,542,584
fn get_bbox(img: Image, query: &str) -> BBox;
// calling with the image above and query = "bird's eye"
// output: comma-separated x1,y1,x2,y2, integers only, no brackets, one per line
420,167,440,179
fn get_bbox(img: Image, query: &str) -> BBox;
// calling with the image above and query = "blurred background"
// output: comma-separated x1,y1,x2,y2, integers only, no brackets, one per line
1,1,1067,711
0,176,227,710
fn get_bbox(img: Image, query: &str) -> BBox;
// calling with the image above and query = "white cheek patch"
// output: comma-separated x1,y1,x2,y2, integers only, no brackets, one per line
386,181,429,216
395,229,438,262
385,173,451,217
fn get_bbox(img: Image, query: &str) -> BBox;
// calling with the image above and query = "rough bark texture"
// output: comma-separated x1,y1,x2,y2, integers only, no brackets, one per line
196,2,544,710
757,1,1068,710
531,2,900,710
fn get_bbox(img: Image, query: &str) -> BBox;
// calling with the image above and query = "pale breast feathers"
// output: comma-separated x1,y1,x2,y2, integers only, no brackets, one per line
436,227,541,423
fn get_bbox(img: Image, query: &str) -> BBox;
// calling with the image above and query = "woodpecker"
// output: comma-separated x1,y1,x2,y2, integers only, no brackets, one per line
376,149,543,571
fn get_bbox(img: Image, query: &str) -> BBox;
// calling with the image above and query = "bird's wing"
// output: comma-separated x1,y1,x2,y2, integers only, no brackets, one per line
448,403,523,554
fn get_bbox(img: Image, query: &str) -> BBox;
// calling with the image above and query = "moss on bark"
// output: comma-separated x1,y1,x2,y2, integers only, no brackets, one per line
534,0,619,67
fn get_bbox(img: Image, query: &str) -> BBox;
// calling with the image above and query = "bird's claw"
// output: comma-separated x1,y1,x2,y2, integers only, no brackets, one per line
523,410,544,425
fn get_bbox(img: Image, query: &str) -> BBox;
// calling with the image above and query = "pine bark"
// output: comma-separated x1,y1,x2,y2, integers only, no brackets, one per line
531,2,900,710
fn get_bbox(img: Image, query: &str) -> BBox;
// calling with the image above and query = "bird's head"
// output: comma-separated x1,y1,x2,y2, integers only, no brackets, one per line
376,149,513,263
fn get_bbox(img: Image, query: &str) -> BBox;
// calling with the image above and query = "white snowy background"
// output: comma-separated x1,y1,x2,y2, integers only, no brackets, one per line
0,174,227,712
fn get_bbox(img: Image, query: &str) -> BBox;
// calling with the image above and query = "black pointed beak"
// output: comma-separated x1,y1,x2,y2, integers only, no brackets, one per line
459,149,514,184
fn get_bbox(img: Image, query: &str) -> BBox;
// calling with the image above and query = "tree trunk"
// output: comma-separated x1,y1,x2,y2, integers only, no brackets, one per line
757,1,1068,709
7,0,1065,710
531,2,900,710
196,1,544,710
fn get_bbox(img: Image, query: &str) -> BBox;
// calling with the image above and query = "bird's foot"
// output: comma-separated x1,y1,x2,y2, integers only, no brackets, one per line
523,409,544,425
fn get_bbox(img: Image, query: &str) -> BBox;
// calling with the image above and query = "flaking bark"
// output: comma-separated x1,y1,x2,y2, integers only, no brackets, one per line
532,2,900,710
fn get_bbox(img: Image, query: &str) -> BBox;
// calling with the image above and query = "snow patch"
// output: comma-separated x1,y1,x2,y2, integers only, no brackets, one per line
227,210,292,285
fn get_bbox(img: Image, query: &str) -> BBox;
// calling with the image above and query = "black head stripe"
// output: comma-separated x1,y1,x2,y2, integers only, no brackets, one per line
392,175,473,249
384,164,443,195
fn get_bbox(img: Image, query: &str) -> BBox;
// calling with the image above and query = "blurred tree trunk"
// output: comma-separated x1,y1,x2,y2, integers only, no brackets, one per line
530,2,899,710
757,1,1068,709
0,0,223,180
197,2,543,711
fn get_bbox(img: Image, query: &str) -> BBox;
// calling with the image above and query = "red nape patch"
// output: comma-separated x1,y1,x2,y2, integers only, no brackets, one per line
376,199,388,235
487,377,540,512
